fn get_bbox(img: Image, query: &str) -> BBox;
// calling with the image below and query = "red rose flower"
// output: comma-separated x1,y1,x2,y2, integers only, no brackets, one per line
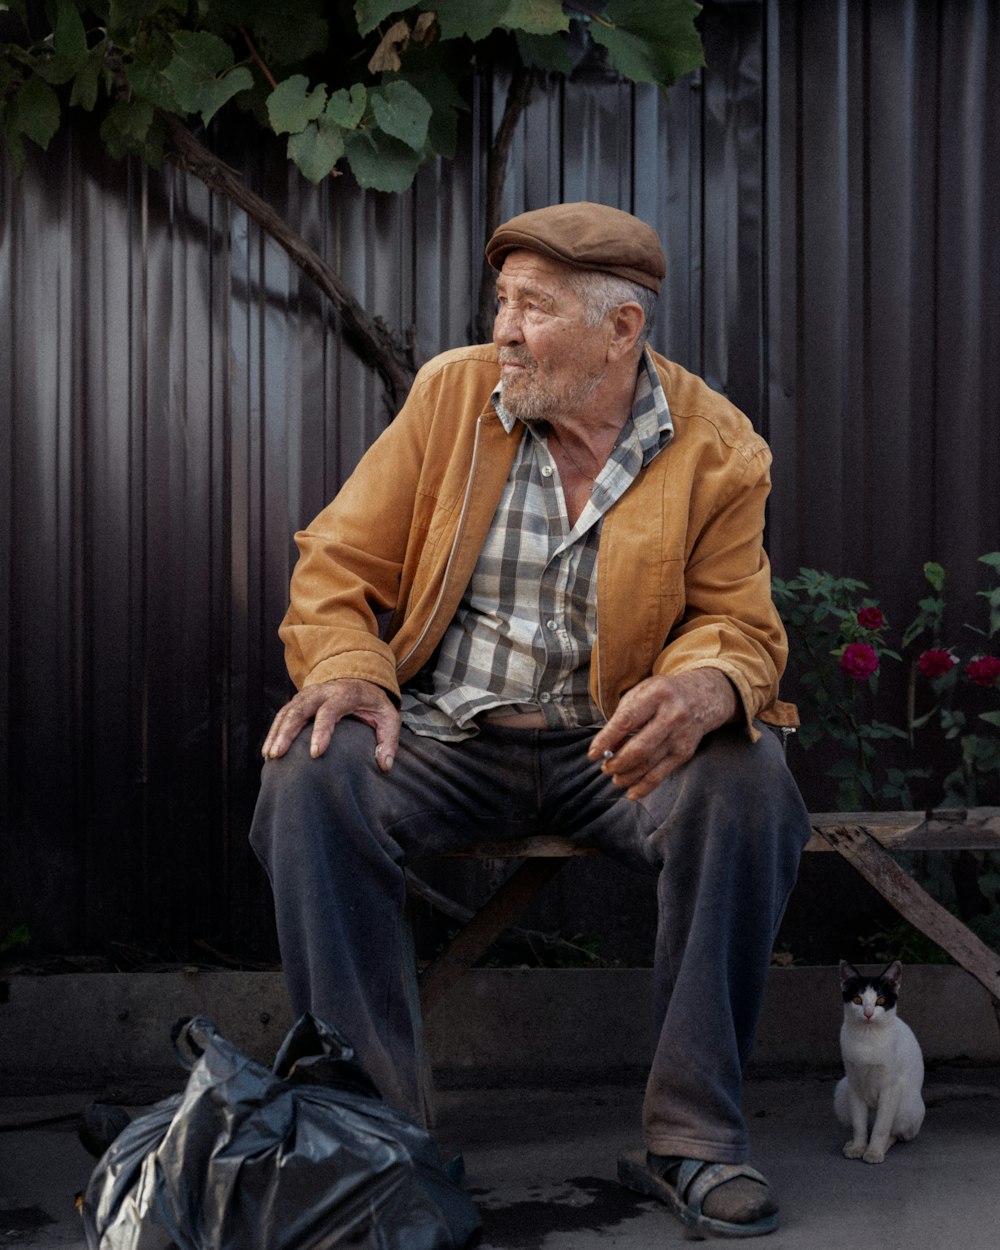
841,642,880,680
965,656,1000,688
917,648,956,679
856,607,884,630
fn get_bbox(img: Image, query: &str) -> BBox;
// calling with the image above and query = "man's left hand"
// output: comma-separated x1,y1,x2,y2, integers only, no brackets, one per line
587,670,739,800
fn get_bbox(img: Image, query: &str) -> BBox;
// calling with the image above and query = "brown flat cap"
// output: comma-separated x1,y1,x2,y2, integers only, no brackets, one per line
486,201,665,294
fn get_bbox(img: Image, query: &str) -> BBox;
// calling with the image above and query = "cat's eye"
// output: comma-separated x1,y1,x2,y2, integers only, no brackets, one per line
852,995,862,1004
876,996,886,1005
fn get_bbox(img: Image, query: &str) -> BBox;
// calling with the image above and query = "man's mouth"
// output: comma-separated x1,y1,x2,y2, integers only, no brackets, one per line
499,350,535,374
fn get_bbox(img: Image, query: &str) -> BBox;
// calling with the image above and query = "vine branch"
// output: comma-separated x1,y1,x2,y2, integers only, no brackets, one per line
161,113,417,411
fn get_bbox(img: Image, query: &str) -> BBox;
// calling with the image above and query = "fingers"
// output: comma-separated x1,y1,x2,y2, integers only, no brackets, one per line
597,726,697,799
588,673,715,800
261,686,329,760
261,679,401,766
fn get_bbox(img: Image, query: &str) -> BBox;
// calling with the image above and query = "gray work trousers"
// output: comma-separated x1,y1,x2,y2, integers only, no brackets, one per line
249,718,810,1163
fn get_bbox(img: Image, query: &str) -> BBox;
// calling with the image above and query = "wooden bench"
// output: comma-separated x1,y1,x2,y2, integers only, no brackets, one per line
407,808,1000,1019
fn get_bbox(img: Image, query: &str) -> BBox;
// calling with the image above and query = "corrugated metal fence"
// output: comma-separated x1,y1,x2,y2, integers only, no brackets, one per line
1,0,998,959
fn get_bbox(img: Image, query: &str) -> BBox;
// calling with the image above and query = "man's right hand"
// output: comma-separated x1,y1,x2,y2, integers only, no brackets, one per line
261,678,401,771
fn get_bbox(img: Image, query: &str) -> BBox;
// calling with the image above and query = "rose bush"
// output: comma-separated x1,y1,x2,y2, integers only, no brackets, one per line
773,553,1000,811
773,554,1000,961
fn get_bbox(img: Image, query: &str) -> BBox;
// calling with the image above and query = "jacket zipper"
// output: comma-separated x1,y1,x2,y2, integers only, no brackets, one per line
594,627,608,721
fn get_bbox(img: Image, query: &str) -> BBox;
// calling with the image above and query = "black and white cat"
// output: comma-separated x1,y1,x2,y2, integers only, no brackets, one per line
834,959,925,1164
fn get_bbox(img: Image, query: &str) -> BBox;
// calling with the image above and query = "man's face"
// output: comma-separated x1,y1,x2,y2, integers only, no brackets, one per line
492,250,610,424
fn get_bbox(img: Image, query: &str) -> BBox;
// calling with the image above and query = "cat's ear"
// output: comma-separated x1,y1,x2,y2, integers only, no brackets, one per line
839,960,859,987
882,960,902,990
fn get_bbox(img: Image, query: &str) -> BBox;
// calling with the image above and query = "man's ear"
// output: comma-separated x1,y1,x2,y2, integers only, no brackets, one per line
605,302,646,362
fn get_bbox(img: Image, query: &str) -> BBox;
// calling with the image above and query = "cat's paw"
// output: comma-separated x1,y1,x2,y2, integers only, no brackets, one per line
862,1147,886,1164
842,1141,867,1159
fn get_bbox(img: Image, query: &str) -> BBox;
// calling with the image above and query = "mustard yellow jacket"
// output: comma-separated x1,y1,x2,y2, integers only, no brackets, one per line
279,345,796,737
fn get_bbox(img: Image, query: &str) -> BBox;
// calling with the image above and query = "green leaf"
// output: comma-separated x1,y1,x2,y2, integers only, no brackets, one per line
504,0,569,36
923,561,946,591
10,74,61,149
163,30,253,125
369,79,431,151
35,0,89,84
267,74,327,135
345,125,422,191
288,116,345,182
355,0,406,38
69,40,107,111
53,0,87,54
125,45,179,111
233,6,330,67
326,83,367,130
0,108,28,175
979,711,1000,729
516,30,573,72
107,0,186,29
433,0,508,42
977,585,1000,638
978,551,1000,572
592,0,705,88
384,44,466,159
0,921,31,954
99,96,160,162
865,721,908,741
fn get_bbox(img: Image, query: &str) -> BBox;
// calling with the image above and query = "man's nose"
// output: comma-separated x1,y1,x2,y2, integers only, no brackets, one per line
493,305,524,345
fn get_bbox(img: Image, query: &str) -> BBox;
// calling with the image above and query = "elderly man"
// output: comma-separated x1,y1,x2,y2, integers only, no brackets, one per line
250,202,810,1239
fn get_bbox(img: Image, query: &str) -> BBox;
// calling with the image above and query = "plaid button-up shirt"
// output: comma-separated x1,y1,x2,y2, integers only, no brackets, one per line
399,349,674,741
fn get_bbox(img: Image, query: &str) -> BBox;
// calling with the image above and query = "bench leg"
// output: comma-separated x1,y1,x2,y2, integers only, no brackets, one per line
416,857,569,1017
401,914,437,1128
819,822,1000,1014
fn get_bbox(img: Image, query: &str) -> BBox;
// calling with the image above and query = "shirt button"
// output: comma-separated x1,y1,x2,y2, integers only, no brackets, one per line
541,465,553,478
546,619,558,631
539,692,552,703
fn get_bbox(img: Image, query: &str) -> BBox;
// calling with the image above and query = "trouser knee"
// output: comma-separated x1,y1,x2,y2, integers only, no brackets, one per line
249,724,387,870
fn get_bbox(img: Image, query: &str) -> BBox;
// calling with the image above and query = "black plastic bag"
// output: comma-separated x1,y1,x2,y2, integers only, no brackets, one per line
80,1013,481,1250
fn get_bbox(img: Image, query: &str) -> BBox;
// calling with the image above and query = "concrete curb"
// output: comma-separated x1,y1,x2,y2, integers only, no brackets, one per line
2,966,997,1094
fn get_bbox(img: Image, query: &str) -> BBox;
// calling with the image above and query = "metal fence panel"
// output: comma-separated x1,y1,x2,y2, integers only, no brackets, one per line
1,0,997,958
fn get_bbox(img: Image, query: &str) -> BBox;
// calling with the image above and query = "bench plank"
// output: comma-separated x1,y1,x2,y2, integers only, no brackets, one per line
431,810,1000,857
415,808,1000,1018
805,807,1000,852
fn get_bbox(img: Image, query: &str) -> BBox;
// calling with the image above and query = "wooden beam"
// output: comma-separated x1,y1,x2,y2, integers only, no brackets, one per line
806,807,1000,852
816,822,1000,1004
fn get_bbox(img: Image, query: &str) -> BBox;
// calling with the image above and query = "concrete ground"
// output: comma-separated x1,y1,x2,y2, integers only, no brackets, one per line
2,1067,998,1249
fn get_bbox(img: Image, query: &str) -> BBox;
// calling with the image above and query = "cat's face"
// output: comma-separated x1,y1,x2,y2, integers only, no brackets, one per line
839,959,902,1025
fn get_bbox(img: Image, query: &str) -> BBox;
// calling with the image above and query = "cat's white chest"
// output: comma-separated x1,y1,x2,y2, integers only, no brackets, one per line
840,1019,895,1067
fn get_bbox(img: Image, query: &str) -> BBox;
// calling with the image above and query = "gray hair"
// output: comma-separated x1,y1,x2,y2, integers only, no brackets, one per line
564,269,658,340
